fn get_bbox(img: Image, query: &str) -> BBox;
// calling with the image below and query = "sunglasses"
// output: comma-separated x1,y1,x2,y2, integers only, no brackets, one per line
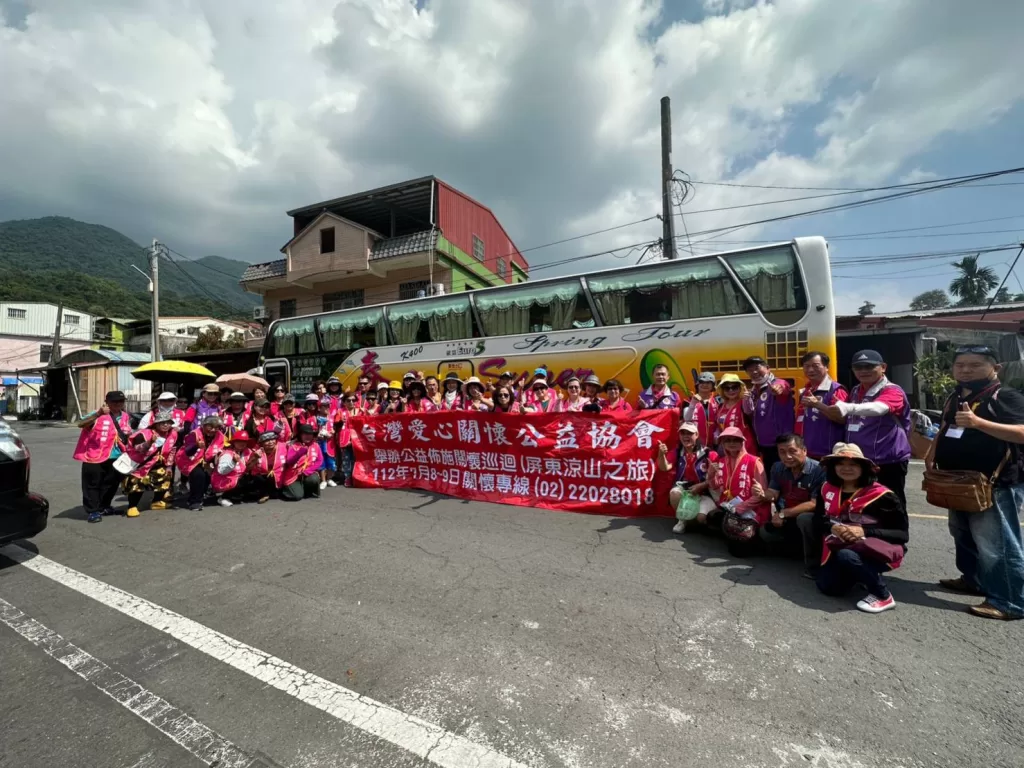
955,345,997,357
722,384,740,390
497,393,510,398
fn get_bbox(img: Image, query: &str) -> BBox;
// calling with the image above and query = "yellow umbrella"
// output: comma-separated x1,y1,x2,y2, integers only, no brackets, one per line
131,360,217,384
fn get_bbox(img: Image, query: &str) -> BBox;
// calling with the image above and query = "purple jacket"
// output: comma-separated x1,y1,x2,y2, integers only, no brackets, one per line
636,386,681,410
799,378,847,459
846,380,911,464
746,376,795,447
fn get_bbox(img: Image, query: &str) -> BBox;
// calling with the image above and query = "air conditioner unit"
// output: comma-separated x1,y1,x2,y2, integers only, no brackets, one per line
432,283,446,296
253,306,269,320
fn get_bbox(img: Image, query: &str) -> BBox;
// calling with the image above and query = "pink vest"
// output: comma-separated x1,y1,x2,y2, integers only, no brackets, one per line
247,447,273,477
175,431,225,477
335,410,358,449
211,448,252,493
274,442,323,488
714,452,772,524
126,428,178,478
73,411,133,464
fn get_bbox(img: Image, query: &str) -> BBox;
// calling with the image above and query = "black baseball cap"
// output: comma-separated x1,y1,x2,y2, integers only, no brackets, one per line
852,349,885,366
105,390,125,401
298,423,317,435
742,356,767,369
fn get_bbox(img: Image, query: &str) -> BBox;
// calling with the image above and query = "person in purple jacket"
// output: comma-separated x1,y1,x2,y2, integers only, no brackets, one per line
741,356,795,472
819,349,911,509
636,363,681,410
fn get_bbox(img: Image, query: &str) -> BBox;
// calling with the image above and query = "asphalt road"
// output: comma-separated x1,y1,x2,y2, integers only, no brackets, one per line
2,422,1022,768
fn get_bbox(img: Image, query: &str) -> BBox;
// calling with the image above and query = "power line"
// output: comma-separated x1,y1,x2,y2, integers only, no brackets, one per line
687,178,1024,192
678,166,1024,245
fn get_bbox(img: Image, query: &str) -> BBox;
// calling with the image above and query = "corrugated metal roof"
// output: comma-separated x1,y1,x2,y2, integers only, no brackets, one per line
288,177,436,239
241,260,287,283
92,350,153,363
371,229,438,260
841,301,1024,321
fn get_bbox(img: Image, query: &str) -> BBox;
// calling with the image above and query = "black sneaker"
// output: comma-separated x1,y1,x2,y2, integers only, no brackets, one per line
802,567,819,580
87,511,103,523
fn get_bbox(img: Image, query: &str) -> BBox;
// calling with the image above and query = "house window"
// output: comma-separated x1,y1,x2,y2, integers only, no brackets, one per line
7,308,26,319
279,299,297,318
320,227,336,254
39,344,52,363
497,259,507,279
323,289,364,312
472,234,485,261
399,280,431,301
64,313,80,325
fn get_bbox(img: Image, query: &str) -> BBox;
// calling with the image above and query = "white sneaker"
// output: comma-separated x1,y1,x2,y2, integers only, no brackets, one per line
672,521,686,534
327,479,338,487
218,498,233,507
319,481,328,490
856,594,896,614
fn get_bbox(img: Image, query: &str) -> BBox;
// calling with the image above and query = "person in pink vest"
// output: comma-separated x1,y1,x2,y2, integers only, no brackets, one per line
276,423,324,501
684,372,719,448
811,442,908,614
122,413,178,518
138,391,186,431
334,392,361,486
247,432,279,502
212,431,256,506
221,392,249,436
708,425,771,556
600,379,632,413
75,390,134,523
175,415,225,510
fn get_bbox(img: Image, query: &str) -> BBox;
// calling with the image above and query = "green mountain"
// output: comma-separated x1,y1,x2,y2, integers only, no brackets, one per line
0,216,257,319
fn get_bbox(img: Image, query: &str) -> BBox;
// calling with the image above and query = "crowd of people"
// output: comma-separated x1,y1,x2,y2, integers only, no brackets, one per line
72,345,1024,620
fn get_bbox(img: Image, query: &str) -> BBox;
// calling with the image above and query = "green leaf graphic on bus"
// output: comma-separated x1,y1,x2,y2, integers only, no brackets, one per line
639,349,692,398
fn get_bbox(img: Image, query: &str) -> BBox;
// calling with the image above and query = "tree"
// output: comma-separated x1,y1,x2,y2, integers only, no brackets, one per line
993,286,1012,304
949,254,998,306
909,289,949,311
915,347,957,408
188,325,245,352
858,301,876,316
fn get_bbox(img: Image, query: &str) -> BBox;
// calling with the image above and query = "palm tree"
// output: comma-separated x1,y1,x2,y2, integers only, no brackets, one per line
949,254,998,306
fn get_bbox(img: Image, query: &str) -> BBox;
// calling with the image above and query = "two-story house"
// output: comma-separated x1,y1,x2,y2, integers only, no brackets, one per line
240,177,529,323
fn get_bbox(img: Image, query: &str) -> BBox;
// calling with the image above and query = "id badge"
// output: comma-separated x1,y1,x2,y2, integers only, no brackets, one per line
847,422,863,433
945,427,965,439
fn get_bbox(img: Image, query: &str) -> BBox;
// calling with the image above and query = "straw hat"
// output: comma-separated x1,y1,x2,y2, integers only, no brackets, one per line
821,442,876,469
717,373,742,390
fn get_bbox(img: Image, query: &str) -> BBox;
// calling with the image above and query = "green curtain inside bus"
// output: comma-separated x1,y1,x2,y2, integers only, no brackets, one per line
725,247,801,312
588,258,750,322
475,280,581,335
272,318,317,356
389,295,473,342
319,307,387,350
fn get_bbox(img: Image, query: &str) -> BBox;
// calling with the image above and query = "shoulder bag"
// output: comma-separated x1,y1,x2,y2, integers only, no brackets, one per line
922,392,1009,512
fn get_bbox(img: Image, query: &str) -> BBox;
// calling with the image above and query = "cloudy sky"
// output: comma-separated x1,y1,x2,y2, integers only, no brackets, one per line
2,0,1023,314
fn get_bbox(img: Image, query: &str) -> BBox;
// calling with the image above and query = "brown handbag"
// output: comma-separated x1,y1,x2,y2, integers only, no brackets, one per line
922,431,1010,512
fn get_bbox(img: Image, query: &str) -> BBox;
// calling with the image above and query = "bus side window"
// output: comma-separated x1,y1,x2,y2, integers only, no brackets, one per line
476,279,593,335
387,295,479,344
724,246,807,325
270,318,319,356
587,258,752,325
318,307,388,351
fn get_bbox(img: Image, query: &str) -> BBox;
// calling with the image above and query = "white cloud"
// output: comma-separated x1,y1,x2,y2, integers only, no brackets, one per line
0,0,1021,275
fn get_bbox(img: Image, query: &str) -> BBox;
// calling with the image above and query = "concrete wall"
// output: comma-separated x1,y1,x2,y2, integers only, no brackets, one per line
287,214,371,278
264,265,455,318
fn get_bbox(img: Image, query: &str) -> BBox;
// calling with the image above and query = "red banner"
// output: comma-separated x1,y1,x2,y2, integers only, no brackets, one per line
349,410,679,517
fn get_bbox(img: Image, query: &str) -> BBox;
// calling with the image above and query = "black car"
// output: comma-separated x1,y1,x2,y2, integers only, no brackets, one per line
0,421,49,546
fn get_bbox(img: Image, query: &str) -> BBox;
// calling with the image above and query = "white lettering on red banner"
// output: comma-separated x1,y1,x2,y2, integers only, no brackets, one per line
350,410,678,516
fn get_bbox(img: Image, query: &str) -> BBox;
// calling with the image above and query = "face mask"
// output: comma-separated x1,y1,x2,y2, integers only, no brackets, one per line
960,376,994,394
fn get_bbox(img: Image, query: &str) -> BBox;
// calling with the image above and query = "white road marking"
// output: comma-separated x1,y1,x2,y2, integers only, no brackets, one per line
0,596,263,768
0,545,532,768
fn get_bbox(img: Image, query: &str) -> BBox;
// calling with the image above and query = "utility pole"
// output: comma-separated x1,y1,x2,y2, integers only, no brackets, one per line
49,301,63,366
660,96,677,260
150,239,162,362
